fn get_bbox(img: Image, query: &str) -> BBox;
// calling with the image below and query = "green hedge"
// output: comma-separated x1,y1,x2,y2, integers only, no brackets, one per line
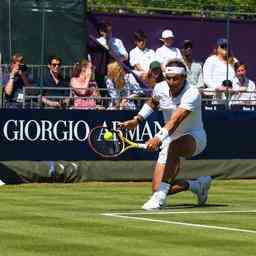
88,0,256,18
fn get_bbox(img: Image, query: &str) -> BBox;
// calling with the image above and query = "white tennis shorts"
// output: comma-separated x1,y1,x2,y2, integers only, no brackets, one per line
157,130,207,164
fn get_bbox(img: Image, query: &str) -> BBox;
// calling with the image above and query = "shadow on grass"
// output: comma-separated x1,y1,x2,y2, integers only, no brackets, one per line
164,203,228,209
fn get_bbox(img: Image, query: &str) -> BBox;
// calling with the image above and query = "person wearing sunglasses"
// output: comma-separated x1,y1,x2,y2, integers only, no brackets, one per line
121,59,212,210
42,55,69,108
181,40,204,89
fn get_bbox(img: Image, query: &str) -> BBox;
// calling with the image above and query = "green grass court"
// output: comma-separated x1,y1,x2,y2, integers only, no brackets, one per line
0,180,255,256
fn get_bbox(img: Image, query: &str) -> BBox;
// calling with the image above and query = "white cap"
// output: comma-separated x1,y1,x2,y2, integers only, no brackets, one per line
161,29,174,39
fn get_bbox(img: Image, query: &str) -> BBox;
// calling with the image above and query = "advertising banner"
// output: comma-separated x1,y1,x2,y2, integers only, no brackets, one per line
1,109,256,160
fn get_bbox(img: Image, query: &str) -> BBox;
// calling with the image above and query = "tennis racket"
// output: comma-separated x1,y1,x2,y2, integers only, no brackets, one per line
88,126,147,158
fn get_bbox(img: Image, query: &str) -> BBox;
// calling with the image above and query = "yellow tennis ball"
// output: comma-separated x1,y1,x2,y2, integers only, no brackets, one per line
103,131,113,141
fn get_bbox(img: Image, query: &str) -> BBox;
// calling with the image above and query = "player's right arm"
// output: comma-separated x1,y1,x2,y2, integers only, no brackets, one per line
120,97,159,130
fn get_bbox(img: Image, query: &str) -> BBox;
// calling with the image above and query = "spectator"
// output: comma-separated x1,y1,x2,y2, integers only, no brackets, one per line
155,29,183,68
230,62,256,106
203,38,236,92
203,38,237,104
88,35,111,98
142,61,164,95
181,40,204,88
96,21,128,62
3,53,33,108
106,61,144,110
70,59,100,109
42,55,69,108
0,52,2,85
129,30,156,78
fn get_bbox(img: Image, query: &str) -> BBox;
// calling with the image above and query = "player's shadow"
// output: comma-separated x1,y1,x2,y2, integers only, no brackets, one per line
164,203,228,209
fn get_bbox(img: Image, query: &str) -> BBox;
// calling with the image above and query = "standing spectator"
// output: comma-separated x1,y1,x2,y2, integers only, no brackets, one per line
42,56,69,108
230,62,256,106
203,38,236,92
96,21,128,62
203,38,237,104
155,29,183,68
129,30,156,78
106,61,144,110
70,59,99,109
3,53,32,108
181,40,204,88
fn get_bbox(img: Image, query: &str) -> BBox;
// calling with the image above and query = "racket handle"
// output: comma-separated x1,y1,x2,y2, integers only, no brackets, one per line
137,143,147,149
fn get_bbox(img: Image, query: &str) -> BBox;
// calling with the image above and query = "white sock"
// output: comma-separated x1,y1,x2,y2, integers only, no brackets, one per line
187,180,199,193
156,182,170,199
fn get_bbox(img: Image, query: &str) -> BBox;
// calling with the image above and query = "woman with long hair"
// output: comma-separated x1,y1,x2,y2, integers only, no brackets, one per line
70,59,99,109
203,38,236,91
106,61,144,110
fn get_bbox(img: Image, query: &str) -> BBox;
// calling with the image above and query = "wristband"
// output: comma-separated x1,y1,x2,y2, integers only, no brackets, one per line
9,75,15,80
138,104,154,120
155,128,169,142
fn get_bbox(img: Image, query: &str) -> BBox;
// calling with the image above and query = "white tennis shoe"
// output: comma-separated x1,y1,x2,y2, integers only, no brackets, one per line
142,192,167,210
195,176,212,206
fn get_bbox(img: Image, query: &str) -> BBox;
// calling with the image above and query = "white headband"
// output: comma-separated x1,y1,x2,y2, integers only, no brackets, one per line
164,66,186,76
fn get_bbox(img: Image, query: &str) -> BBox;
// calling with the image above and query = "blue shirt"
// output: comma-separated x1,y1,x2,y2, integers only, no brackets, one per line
43,70,69,98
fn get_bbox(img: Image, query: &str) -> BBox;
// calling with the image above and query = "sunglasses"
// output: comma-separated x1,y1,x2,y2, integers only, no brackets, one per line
219,44,228,49
51,63,61,67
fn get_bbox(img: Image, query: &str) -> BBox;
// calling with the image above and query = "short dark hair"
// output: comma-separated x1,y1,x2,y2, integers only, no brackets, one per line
48,55,62,65
134,30,147,42
234,62,247,72
97,21,112,35
182,40,193,49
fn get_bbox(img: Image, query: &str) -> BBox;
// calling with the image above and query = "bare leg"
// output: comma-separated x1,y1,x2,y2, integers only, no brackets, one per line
164,134,196,181
142,135,197,210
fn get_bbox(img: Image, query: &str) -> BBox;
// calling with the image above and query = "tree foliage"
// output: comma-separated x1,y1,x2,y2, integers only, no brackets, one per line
88,0,256,19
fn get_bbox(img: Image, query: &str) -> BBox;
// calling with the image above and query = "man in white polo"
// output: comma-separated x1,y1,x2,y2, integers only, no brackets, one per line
129,30,156,78
156,29,183,68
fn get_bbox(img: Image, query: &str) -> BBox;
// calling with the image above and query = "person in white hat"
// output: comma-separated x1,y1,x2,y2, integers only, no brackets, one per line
156,29,183,68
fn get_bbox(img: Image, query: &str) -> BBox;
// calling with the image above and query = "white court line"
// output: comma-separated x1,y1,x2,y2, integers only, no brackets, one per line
102,209,256,215
101,210,256,235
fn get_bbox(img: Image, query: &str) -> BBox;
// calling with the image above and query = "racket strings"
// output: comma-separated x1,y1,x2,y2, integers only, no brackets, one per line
89,127,124,157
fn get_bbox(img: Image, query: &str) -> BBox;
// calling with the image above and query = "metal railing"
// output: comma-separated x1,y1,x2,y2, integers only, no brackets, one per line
2,86,256,111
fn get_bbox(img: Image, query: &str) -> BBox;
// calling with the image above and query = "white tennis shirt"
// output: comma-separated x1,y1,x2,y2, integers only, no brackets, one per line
155,45,183,66
153,80,205,135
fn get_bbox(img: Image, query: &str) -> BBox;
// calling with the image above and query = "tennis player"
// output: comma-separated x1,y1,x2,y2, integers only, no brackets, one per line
120,59,212,210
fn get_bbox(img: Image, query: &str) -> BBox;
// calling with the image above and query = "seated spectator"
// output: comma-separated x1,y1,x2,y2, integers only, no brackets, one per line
230,62,256,106
142,61,164,95
181,40,204,88
96,20,128,62
42,55,70,108
155,29,183,69
3,53,33,108
106,61,144,110
70,59,100,109
129,30,156,78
